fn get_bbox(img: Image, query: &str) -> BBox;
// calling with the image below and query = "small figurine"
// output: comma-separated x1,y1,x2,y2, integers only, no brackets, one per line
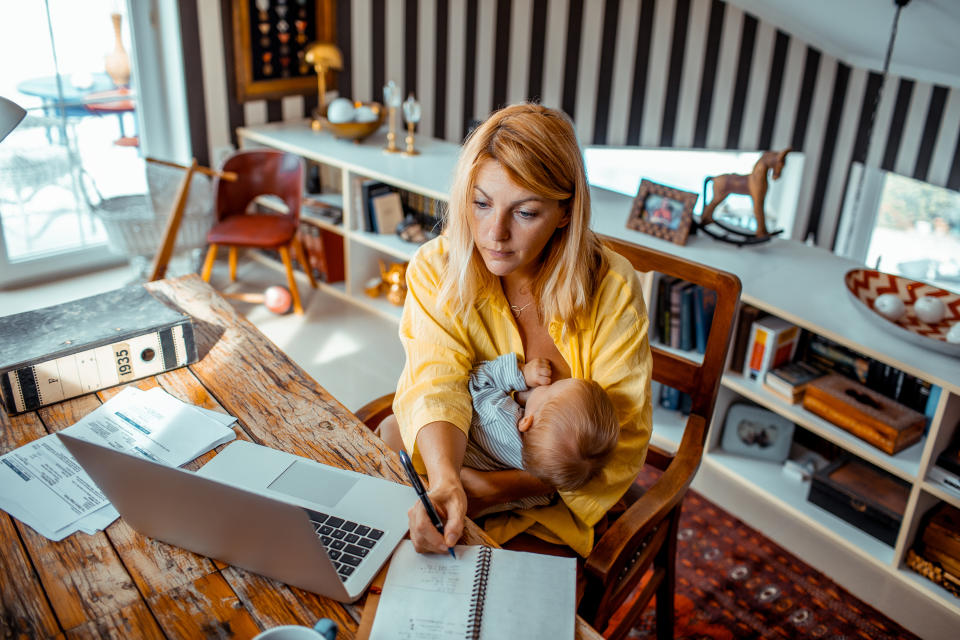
365,260,408,306
698,147,791,245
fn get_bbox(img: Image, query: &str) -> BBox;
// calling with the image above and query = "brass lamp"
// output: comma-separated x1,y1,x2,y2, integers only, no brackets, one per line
304,42,343,129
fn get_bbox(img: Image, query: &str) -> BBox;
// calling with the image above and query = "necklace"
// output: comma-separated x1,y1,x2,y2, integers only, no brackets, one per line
510,301,533,317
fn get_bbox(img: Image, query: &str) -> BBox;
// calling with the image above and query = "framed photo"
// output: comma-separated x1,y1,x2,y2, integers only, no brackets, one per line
626,179,698,245
231,0,337,102
720,402,795,463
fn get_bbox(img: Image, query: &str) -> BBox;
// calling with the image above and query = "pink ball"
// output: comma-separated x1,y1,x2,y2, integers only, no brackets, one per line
264,285,292,314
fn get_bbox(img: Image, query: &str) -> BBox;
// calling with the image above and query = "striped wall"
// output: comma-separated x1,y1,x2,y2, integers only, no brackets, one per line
193,0,960,249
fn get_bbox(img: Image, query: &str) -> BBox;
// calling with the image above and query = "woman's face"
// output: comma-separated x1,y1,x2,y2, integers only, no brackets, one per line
470,159,569,282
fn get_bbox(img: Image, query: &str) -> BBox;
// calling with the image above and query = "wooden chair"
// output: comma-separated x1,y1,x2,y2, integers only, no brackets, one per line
354,235,741,640
200,149,316,314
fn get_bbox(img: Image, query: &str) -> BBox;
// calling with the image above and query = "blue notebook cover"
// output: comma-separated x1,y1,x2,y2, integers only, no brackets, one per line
680,284,695,351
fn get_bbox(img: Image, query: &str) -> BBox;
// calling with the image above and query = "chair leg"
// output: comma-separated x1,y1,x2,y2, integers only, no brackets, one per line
229,247,238,282
201,244,218,281
655,508,682,640
279,246,304,315
293,235,318,288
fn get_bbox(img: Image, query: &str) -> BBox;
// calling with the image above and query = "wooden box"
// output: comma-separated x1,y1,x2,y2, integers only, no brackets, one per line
807,456,909,546
918,502,960,577
802,374,924,455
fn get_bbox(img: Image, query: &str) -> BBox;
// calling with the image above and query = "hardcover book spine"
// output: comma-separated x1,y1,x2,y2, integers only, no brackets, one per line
1,322,196,414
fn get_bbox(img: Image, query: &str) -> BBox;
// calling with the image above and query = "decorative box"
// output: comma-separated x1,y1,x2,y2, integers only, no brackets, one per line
802,374,924,455
918,502,960,577
807,456,910,546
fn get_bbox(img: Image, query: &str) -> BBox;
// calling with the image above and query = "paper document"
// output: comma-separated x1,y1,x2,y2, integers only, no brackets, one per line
370,541,576,640
0,387,237,540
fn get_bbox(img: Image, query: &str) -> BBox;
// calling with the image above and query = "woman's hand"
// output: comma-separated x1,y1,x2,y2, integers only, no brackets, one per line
409,421,469,554
460,466,554,517
408,476,466,554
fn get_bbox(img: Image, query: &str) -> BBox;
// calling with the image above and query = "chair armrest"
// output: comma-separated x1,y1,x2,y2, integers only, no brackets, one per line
354,393,396,430
584,414,707,583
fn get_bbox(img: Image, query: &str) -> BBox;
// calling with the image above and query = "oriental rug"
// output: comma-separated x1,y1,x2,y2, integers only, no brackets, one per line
612,468,921,640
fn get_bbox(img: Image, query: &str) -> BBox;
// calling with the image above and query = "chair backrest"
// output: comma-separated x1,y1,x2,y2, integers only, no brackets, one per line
601,235,741,468
215,149,304,224
581,236,741,638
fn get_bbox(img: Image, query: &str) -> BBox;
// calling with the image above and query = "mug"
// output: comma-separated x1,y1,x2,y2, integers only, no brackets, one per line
253,619,337,640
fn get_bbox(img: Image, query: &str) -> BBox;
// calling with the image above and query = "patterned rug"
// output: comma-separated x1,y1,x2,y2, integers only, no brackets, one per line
611,469,920,640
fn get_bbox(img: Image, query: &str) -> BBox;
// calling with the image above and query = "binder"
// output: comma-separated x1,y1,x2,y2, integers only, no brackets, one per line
0,285,197,414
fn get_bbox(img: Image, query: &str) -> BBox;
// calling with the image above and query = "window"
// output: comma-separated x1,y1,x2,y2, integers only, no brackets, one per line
837,165,960,294
583,147,805,239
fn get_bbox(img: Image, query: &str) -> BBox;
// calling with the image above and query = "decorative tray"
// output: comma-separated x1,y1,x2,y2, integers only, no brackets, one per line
844,268,960,357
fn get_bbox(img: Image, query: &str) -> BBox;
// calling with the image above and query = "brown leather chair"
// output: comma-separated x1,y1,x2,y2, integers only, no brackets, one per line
200,149,316,314
355,235,741,640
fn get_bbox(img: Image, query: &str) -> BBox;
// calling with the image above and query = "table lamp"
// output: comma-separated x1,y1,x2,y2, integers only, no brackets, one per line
0,96,26,143
304,42,343,128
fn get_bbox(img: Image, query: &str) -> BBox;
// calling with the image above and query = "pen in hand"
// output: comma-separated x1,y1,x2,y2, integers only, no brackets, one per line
398,450,456,558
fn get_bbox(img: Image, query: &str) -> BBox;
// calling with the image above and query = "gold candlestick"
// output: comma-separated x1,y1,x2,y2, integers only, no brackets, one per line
383,81,401,153
402,94,422,157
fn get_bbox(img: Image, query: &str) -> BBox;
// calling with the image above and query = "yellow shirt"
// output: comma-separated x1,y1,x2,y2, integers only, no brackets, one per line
394,236,653,556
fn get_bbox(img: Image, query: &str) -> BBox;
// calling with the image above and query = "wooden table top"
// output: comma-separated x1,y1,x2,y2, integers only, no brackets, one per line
0,275,601,639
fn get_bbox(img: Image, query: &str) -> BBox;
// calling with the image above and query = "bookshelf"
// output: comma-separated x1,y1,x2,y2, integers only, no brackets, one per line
237,120,960,637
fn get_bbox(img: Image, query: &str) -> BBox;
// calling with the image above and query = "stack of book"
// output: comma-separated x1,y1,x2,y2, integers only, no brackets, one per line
652,275,717,354
763,361,824,404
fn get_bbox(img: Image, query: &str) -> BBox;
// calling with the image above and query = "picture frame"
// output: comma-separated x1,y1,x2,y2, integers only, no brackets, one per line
231,0,337,103
626,179,698,245
720,402,795,463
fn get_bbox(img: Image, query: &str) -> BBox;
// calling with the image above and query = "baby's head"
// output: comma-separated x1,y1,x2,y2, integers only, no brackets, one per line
518,378,619,492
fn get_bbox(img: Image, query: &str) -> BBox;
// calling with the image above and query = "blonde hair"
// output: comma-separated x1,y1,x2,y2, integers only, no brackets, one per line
439,103,607,334
522,379,619,492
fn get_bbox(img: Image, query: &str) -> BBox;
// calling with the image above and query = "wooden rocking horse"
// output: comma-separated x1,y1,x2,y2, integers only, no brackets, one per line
698,147,791,246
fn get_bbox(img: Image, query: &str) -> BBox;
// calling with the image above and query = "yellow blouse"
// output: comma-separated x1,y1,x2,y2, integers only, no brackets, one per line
393,236,653,556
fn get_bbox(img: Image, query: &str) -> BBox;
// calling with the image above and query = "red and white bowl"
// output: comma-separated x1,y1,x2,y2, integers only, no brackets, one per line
844,268,960,357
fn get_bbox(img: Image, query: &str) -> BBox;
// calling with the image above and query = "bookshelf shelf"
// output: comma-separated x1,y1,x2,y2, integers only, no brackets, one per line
722,372,925,481
237,121,960,635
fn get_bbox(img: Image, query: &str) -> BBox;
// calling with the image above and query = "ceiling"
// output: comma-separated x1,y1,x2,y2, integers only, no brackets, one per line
726,0,960,88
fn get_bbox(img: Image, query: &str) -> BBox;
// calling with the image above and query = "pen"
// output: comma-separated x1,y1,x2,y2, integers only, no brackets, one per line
398,450,456,558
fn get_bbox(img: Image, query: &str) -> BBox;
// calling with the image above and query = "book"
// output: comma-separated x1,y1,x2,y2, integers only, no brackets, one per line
655,275,677,345
360,181,396,232
0,285,197,414
763,361,824,404
743,316,799,381
693,285,716,354
669,280,691,349
368,540,576,640
370,191,405,234
729,304,763,373
680,283,695,351
301,192,343,226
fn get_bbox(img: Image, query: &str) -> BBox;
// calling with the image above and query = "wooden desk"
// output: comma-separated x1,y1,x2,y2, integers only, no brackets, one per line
0,275,601,639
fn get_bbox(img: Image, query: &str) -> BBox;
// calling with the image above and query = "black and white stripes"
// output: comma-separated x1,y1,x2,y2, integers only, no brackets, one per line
195,0,960,248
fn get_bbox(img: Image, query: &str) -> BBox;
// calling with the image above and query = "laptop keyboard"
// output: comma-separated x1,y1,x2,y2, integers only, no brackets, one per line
307,510,384,581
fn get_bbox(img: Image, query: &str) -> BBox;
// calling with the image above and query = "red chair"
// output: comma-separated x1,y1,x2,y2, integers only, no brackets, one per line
200,149,316,314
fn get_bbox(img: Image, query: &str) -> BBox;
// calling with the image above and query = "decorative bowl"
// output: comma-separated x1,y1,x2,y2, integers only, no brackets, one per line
844,268,960,357
313,101,385,143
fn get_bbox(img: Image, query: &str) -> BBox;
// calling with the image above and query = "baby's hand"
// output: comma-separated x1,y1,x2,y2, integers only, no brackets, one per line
523,358,551,388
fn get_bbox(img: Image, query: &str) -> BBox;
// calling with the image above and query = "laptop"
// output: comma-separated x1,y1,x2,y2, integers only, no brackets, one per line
57,434,416,603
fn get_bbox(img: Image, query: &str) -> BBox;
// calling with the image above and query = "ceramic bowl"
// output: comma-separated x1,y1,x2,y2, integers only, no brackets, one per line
314,101,385,143
844,268,960,357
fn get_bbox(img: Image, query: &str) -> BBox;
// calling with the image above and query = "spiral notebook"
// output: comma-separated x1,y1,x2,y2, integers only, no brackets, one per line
368,541,576,640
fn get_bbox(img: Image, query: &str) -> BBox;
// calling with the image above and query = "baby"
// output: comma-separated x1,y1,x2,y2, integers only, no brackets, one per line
464,352,620,513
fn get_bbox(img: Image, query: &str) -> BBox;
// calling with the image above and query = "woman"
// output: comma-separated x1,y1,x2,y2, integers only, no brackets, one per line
390,103,652,557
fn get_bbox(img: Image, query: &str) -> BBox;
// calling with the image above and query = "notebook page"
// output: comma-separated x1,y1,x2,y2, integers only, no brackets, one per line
369,541,481,640
481,547,577,640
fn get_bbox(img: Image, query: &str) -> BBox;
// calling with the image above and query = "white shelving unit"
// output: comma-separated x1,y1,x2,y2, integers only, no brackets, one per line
238,121,960,637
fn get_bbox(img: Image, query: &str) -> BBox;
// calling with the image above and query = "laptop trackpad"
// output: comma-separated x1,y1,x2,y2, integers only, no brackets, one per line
267,461,359,507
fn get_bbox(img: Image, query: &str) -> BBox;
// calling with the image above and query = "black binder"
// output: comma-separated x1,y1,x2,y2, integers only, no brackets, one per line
0,285,197,414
